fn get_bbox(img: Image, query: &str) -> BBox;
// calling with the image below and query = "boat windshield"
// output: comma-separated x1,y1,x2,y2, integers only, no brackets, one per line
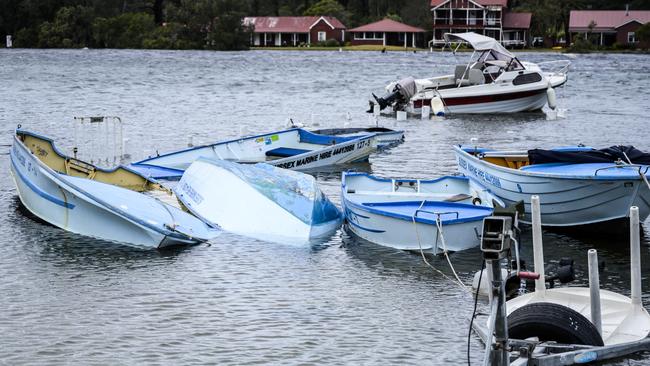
478,50,524,71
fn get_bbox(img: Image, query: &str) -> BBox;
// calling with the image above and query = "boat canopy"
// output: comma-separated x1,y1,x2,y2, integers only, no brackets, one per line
444,32,514,59
529,146,650,166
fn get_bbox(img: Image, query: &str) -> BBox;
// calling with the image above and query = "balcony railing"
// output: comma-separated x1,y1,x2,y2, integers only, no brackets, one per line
434,18,501,27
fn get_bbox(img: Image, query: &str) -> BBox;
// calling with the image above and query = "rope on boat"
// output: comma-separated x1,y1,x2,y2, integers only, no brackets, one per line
412,200,469,293
623,152,650,193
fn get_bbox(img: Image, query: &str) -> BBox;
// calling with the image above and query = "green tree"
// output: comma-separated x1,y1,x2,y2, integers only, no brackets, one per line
93,12,156,48
166,0,252,50
304,0,349,24
636,22,650,48
38,5,94,48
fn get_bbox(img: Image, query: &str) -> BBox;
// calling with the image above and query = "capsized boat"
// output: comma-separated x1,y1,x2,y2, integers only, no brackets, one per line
9,129,219,248
129,128,379,180
341,171,503,254
310,127,405,148
371,32,570,115
175,158,343,243
454,145,650,227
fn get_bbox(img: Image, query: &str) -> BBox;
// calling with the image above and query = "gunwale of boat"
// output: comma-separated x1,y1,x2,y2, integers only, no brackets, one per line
16,130,182,208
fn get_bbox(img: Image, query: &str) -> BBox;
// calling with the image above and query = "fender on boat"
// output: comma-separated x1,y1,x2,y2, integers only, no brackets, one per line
547,86,557,110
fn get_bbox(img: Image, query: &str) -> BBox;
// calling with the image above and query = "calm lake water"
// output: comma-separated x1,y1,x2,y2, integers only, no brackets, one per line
1,49,650,365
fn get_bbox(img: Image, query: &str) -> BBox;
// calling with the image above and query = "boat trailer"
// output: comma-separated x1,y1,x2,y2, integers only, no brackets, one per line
475,197,650,365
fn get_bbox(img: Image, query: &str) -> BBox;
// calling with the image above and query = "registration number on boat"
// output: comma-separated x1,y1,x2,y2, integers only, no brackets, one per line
458,157,502,188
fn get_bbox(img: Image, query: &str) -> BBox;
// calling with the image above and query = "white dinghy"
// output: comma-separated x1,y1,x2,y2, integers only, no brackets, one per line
341,172,502,254
10,129,219,248
175,158,343,243
129,128,379,180
371,32,569,115
454,145,650,228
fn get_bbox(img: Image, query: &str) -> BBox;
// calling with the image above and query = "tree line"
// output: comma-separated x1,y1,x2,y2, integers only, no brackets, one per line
1,0,649,50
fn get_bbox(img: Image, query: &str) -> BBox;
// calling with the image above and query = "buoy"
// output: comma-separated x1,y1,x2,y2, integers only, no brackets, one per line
547,87,557,110
421,106,431,120
396,111,407,121
430,96,445,116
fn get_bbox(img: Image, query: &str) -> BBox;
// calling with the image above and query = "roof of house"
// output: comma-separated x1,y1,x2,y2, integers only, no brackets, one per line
569,10,650,31
243,16,346,33
503,12,532,29
430,0,508,8
348,19,425,33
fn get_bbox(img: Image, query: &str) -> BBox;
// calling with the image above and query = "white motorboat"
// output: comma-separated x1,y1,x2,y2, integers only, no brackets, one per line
10,129,219,248
130,128,379,180
454,145,650,227
176,158,343,244
371,32,570,115
341,171,502,254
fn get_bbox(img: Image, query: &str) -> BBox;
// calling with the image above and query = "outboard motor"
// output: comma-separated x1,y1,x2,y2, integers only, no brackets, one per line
368,77,417,112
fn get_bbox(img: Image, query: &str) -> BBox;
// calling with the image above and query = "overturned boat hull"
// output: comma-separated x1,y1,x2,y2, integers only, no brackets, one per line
10,130,218,248
342,172,501,254
176,158,342,243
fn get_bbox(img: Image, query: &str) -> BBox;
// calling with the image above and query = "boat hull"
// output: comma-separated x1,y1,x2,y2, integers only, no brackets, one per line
10,136,213,248
131,128,379,179
341,172,499,254
343,203,483,254
408,87,549,114
175,158,342,244
454,147,650,227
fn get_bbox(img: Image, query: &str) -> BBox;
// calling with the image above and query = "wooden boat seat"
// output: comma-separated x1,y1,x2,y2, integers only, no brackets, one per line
266,147,311,158
66,158,96,178
483,155,530,169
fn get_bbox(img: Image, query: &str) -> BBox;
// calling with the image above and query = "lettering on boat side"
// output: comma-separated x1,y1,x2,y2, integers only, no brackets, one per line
180,181,204,205
459,157,502,188
274,140,364,169
14,145,26,167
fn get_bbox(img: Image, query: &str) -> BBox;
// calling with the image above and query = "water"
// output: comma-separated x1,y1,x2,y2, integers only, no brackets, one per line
1,49,650,365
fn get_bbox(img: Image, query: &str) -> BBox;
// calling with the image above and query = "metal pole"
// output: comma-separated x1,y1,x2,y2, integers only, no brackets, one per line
588,249,602,335
630,206,642,306
486,258,509,366
531,195,546,293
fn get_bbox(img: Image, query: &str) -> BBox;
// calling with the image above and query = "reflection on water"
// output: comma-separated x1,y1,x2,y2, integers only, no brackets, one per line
1,49,650,365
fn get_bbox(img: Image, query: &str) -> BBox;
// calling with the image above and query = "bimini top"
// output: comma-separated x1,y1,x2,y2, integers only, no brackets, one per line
444,32,514,59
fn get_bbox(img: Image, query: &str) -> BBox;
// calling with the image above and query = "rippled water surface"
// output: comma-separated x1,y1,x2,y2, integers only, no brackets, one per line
2,49,650,365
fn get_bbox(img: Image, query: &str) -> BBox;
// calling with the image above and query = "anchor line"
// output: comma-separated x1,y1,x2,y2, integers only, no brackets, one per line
412,200,469,294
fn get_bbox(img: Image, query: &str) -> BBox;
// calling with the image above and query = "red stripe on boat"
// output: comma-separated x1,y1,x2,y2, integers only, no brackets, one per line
414,88,546,108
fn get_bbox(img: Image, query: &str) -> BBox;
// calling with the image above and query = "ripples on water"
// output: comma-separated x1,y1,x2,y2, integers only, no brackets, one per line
1,49,650,365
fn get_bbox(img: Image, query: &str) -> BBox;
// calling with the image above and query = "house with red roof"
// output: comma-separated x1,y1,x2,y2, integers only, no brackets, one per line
243,16,346,47
430,0,532,47
348,19,426,48
569,9,650,46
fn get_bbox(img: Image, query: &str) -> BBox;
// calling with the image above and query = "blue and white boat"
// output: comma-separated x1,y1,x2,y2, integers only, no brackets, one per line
9,129,219,248
454,145,650,227
129,128,379,180
309,127,404,148
341,171,502,254
175,158,343,244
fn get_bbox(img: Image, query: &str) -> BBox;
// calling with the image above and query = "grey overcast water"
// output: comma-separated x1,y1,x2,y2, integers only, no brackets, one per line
1,49,650,365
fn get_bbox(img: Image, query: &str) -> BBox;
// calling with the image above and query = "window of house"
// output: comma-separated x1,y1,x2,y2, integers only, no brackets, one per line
318,31,326,42
628,32,636,43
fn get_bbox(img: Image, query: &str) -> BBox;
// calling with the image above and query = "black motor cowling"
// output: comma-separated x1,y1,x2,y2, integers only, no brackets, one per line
368,77,417,112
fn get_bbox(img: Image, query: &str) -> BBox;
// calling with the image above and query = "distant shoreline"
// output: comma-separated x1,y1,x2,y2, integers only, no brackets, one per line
3,46,649,54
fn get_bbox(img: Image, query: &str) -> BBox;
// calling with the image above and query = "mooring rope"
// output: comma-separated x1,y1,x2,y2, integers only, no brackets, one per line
623,152,650,193
412,200,470,293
